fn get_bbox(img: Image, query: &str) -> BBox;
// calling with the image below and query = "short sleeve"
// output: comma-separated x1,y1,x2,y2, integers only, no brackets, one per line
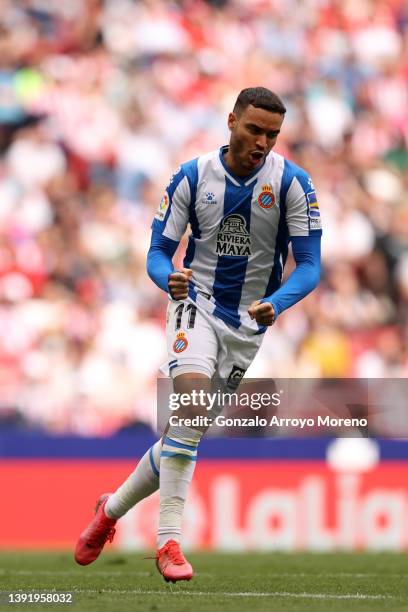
281,161,322,237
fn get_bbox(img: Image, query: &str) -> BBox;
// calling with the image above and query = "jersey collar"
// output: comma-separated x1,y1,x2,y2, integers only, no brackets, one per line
218,145,266,187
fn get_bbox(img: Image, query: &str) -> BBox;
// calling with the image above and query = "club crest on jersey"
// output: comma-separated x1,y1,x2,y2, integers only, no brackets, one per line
202,191,217,205
258,184,276,209
216,214,252,257
173,331,188,354
155,192,170,221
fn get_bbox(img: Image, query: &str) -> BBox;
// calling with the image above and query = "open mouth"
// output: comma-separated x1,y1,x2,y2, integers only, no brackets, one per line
249,151,264,164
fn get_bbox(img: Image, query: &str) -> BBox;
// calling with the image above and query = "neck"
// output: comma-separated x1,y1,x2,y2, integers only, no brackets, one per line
223,147,249,177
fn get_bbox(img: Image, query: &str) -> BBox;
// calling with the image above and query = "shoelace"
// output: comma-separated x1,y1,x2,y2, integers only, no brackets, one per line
162,541,186,565
87,524,116,547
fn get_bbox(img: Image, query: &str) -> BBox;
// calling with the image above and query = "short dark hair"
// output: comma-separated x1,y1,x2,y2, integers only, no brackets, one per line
233,87,286,117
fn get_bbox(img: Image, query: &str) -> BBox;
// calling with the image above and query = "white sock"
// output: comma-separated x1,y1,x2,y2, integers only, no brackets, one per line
157,425,203,548
105,440,161,519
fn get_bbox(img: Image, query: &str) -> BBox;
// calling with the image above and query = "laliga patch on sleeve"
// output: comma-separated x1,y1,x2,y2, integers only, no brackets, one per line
306,191,321,229
306,191,318,206
310,217,322,230
155,191,170,221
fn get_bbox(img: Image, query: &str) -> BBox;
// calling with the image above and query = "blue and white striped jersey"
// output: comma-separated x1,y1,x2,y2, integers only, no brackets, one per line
151,146,322,329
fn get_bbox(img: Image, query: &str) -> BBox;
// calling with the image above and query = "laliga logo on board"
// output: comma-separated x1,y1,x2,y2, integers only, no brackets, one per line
258,184,276,209
173,331,188,354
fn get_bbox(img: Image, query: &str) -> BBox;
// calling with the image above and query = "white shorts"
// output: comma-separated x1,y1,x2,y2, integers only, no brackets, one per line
164,295,265,386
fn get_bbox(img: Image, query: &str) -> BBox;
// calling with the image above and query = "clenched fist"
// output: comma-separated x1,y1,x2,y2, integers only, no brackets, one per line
168,268,193,300
248,300,276,326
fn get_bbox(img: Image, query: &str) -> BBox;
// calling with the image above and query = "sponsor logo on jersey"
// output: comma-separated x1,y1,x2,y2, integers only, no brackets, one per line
202,191,217,205
227,365,246,390
155,191,170,221
173,331,188,354
216,214,252,257
257,184,276,209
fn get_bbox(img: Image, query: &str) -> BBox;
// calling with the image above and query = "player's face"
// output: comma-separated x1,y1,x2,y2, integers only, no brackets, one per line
226,105,284,176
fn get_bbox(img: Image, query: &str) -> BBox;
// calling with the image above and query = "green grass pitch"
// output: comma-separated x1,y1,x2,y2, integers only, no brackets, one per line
0,551,407,611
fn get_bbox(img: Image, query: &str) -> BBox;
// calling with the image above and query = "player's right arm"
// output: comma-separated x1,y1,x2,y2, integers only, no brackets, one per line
146,165,192,300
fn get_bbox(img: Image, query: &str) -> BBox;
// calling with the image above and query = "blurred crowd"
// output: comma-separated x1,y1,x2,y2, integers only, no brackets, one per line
0,0,407,435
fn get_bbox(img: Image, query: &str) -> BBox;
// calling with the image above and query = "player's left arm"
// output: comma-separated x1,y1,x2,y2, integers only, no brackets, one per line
262,234,321,316
248,236,320,325
248,166,321,325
